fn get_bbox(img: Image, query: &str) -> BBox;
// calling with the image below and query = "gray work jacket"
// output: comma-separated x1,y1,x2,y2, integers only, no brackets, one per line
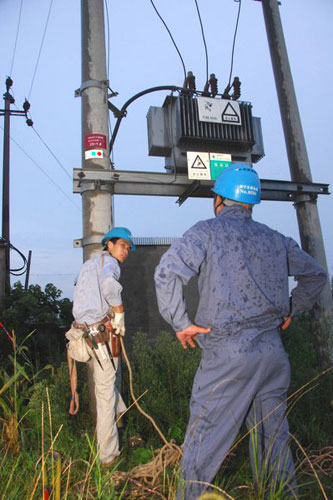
154,206,327,349
73,252,123,325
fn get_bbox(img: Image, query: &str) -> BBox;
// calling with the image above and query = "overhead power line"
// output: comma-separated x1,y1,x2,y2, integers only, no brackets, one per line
28,0,54,100
32,126,72,180
0,124,80,210
149,0,187,82
193,0,209,85
228,0,242,86
104,0,111,78
10,0,24,77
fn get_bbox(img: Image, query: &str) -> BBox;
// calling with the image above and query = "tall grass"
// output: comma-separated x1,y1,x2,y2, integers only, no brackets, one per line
0,322,332,499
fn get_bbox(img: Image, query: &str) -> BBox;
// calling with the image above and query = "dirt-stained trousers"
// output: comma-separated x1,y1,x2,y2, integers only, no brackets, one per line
87,342,126,464
178,329,297,500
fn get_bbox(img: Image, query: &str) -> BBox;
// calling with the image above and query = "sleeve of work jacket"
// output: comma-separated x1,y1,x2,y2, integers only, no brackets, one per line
154,222,208,332
286,238,327,316
100,256,123,308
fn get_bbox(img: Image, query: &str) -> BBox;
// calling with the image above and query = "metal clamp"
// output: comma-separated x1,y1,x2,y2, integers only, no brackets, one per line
293,193,316,206
78,178,115,194
73,234,105,248
75,79,109,97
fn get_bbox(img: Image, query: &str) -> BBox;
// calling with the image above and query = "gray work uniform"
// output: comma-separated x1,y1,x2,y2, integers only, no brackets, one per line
69,252,126,464
154,206,327,499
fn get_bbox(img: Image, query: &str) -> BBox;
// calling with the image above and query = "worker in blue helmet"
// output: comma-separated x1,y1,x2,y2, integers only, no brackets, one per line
65,226,135,467
154,163,327,499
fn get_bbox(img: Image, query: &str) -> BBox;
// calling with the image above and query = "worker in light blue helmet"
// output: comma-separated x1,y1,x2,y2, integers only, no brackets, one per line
155,162,326,499
101,226,136,252
66,226,135,467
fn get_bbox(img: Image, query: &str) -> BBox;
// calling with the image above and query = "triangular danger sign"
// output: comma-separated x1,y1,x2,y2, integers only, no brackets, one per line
191,155,207,169
222,102,240,124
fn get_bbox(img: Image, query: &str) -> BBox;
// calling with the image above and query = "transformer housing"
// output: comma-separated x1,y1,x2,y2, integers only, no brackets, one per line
147,94,265,172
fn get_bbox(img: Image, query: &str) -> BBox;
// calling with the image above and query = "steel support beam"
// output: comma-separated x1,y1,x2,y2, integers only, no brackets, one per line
73,168,329,203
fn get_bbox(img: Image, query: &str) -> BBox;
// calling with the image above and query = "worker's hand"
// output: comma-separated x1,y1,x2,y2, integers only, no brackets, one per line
176,324,211,349
69,391,79,416
111,311,125,337
280,316,292,331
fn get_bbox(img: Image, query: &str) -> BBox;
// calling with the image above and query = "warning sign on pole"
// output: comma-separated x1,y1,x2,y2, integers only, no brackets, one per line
84,134,107,150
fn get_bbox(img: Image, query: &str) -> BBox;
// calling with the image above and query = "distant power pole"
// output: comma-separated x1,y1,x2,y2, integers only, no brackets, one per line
79,0,112,262
261,0,333,363
0,78,32,308
1,78,14,301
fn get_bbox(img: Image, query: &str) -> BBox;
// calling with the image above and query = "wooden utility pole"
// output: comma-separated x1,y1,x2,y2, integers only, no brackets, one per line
1,78,14,305
261,0,333,363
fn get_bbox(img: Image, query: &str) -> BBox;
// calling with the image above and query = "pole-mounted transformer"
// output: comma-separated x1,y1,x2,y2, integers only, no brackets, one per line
147,92,265,174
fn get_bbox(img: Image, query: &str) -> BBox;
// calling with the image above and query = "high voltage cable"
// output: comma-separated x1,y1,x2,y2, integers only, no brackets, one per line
9,0,24,77
104,0,115,168
0,125,80,210
104,0,110,78
32,126,72,180
28,0,54,100
228,0,242,86
30,273,77,277
149,0,187,82
193,0,209,84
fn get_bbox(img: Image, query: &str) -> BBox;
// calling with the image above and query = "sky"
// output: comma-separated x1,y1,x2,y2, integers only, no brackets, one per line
0,0,332,299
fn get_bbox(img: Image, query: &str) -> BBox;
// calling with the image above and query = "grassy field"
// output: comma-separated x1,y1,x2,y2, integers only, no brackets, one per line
0,317,332,499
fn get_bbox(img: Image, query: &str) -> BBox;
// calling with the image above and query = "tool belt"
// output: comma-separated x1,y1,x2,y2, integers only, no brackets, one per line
73,316,121,357
73,315,111,332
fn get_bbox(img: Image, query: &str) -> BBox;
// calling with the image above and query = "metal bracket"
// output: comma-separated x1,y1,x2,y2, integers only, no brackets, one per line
108,101,126,118
73,234,104,248
176,180,201,206
76,171,115,193
75,79,109,97
293,193,315,205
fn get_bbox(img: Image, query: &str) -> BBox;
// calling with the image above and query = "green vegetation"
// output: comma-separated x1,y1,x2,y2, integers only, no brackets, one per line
0,284,332,498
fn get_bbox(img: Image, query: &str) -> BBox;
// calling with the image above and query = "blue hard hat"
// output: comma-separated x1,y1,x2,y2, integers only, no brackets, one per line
101,227,136,250
212,163,261,204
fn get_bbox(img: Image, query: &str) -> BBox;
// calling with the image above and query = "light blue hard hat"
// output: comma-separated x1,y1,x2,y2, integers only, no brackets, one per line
212,163,261,204
101,227,136,250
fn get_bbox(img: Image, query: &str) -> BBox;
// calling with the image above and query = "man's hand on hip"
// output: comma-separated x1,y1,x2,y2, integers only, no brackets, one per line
176,324,211,349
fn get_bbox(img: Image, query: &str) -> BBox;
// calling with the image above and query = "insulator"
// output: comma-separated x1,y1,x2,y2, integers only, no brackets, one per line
232,76,241,100
26,118,33,127
209,73,218,96
6,76,13,92
186,71,196,91
23,99,30,112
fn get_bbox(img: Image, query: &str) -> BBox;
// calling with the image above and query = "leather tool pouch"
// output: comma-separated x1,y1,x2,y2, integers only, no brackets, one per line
111,331,121,357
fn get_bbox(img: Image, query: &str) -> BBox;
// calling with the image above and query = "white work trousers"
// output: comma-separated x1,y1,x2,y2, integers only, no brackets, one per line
87,343,126,463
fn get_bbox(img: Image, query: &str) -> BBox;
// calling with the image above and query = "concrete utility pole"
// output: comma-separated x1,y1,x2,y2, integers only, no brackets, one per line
80,0,112,262
262,0,333,363
79,0,112,418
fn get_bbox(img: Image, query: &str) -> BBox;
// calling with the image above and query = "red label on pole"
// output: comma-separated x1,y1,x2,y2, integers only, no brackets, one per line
84,134,107,150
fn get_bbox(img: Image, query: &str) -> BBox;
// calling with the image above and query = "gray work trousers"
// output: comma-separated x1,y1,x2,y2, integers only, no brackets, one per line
178,329,297,500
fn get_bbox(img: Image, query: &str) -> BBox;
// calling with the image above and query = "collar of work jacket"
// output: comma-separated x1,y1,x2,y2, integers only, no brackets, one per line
216,204,252,220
